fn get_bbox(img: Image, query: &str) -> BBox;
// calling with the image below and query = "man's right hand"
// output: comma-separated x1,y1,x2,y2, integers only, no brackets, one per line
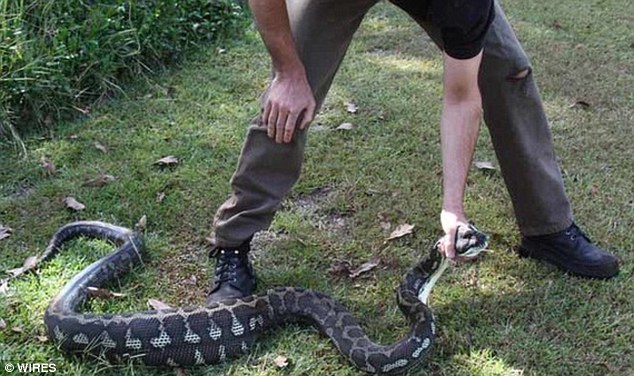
262,70,316,144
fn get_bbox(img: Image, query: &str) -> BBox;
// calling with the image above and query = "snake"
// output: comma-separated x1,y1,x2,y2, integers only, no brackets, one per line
40,221,487,374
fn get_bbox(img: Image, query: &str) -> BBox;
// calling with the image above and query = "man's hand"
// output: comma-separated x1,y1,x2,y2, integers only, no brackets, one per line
248,0,316,143
262,72,316,143
440,209,470,260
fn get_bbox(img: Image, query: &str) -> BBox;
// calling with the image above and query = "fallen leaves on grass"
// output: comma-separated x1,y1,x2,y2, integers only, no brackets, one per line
36,335,49,343
387,224,415,240
40,156,56,176
0,279,8,295
11,326,23,334
0,318,6,330
569,100,591,110
157,192,166,203
87,286,126,300
148,299,173,310
5,256,38,278
349,258,381,279
274,355,289,368
336,122,355,130
64,197,86,211
345,101,358,114
154,156,179,166
0,224,13,241
82,174,116,187
94,141,108,153
135,215,147,231
175,368,187,376
591,184,600,196
474,161,496,171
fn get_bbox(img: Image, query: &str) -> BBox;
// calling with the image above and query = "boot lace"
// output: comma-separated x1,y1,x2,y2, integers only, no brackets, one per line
214,249,243,284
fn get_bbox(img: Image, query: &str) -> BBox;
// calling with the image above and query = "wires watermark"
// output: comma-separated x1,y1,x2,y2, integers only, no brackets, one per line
4,363,57,373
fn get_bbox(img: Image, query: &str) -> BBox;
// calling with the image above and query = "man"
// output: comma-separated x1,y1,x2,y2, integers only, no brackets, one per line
207,0,620,304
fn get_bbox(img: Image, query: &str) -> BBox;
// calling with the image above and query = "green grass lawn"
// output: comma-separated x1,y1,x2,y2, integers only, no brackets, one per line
1,1,632,375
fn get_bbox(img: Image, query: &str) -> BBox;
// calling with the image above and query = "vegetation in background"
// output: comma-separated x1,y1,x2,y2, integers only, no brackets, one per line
0,0,245,144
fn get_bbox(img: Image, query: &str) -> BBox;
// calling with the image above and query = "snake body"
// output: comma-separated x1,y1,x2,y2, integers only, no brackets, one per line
42,221,487,374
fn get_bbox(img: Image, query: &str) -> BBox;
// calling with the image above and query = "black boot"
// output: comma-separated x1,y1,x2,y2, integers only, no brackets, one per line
519,223,619,279
206,238,256,305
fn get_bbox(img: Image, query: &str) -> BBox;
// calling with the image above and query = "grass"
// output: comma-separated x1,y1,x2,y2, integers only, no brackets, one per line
1,0,633,375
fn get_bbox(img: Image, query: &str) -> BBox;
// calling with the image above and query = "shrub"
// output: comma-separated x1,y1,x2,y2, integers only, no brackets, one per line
0,0,245,140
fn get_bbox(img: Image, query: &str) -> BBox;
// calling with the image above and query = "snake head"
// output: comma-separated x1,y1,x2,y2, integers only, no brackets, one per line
454,223,489,259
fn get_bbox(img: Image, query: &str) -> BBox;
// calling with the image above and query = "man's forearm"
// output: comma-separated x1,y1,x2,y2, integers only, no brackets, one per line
440,52,483,216
441,100,481,214
249,0,305,77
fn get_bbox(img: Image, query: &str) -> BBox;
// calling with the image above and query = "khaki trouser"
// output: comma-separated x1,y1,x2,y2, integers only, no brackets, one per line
213,0,573,247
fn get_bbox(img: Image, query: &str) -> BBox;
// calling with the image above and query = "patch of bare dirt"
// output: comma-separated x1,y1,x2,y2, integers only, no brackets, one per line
283,186,352,236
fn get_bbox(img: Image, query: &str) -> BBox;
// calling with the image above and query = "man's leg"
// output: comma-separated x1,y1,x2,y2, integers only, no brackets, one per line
391,0,619,278
208,0,379,303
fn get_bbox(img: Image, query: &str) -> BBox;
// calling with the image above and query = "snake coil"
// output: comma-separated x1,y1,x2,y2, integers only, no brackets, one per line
42,221,487,374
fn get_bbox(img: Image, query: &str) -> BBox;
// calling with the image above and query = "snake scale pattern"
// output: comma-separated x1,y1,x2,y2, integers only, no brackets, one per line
42,221,487,374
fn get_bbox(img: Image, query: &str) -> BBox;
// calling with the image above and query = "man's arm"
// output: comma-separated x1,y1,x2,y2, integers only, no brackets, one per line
439,51,483,259
249,0,316,143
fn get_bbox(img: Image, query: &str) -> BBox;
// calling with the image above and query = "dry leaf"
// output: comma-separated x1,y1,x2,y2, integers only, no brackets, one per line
0,225,13,241
87,286,126,300
11,326,23,333
64,197,86,211
82,174,116,187
69,134,79,140
0,279,8,295
148,299,173,310
591,185,599,196
349,258,381,279
274,355,289,368
474,161,496,171
388,224,415,240
5,268,23,277
94,141,108,153
0,318,6,330
40,156,56,176
175,368,187,376
22,256,38,271
154,156,179,166
157,192,166,203
4,255,36,278
345,101,358,114
336,122,354,130
569,100,591,109
135,215,147,231
36,335,49,343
